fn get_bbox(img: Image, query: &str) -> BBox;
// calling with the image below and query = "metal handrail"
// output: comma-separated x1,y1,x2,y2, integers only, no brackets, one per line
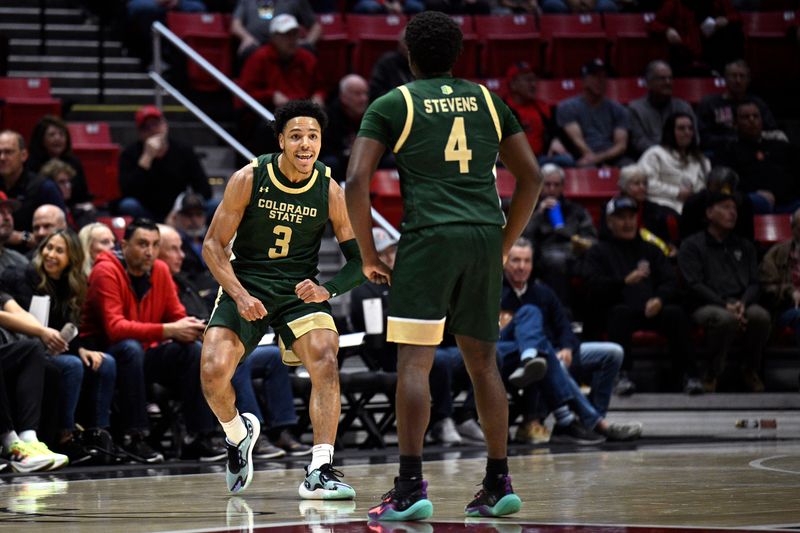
149,20,400,240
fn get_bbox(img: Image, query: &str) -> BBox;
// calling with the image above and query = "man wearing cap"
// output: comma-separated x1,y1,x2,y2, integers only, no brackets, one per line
167,191,216,301
238,14,325,112
678,191,771,392
118,106,211,222
230,0,321,62
0,191,28,275
584,195,700,395
504,62,572,167
680,165,754,240
556,59,631,167
628,60,696,158
0,130,64,247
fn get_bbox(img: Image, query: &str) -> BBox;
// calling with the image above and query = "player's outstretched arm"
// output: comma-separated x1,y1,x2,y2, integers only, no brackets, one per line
202,165,267,321
498,131,543,260
345,136,392,284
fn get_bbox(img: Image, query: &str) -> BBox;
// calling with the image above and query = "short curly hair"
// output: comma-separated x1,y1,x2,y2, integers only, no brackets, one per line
404,11,462,78
272,100,328,141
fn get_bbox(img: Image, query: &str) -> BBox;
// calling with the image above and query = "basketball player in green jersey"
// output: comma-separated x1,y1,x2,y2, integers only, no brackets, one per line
201,101,364,498
346,11,543,521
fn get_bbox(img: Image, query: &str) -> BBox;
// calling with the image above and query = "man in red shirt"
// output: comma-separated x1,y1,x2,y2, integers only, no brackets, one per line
82,218,224,463
503,62,572,167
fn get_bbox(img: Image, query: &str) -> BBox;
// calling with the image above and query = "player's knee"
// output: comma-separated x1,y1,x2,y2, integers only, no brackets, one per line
200,351,235,386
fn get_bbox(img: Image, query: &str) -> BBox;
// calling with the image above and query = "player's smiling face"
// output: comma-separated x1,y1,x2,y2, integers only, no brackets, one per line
279,117,321,177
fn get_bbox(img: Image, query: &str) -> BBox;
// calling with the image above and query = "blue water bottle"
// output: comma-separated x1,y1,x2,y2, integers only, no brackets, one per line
548,202,565,229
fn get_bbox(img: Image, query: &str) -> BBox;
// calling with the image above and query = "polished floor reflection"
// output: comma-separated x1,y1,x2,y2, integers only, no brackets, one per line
0,440,799,532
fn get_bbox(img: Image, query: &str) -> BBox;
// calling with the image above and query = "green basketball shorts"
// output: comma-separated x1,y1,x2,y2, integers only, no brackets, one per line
387,223,503,345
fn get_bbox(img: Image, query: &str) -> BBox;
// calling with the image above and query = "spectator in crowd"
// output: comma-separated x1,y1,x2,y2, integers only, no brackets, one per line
349,228,482,446
165,192,217,301
352,0,424,15
0,130,64,245
0,230,117,464
230,0,321,62
126,0,207,66
368,29,412,103
78,222,116,276
585,196,702,395
501,238,643,443
504,62,572,167
680,165,754,240
639,112,710,215
715,101,800,215
0,307,66,472
647,0,743,76
31,204,68,251
0,193,28,275
423,0,490,14
26,116,93,218
556,59,631,167
523,163,596,310
118,106,211,222
697,59,784,155
321,74,370,182
628,61,697,158
157,224,308,458
39,159,96,229
600,165,679,255
238,14,325,111
540,0,618,13
760,207,800,351
81,218,224,462
678,191,770,392
492,0,539,14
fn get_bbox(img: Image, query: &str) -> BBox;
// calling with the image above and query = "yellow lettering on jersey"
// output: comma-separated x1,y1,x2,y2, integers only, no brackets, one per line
421,97,480,114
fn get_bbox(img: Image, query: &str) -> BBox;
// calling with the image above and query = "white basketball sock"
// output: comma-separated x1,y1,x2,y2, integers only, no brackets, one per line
220,411,247,444
308,443,334,471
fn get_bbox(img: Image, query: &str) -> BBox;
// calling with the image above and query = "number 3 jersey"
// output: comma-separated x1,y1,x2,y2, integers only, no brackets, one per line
231,153,330,281
358,77,523,232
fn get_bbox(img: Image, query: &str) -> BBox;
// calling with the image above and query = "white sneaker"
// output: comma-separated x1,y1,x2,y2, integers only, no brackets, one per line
429,417,462,446
456,419,485,443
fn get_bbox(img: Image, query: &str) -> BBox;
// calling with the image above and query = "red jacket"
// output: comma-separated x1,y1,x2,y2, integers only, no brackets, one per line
648,0,740,59
237,44,325,108
81,250,186,349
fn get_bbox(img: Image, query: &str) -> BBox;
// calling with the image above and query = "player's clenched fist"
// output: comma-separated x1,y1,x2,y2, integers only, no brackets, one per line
235,294,268,321
295,279,330,303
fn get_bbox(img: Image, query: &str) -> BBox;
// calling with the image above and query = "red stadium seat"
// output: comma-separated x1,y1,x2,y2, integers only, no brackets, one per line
604,13,668,77
0,77,61,142
474,15,542,78
370,169,403,228
316,13,349,91
671,77,726,105
605,77,648,104
67,122,121,206
562,166,619,224
348,14,407,79
166,12,232,92
540,14,607,78
471,77,508,99
741,11,800,82
754,214,792,245
535,78,582,106
451,15,479,79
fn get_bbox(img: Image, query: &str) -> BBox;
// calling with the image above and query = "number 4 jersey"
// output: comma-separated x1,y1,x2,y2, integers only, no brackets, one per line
358,77,523,232
231,153,330,281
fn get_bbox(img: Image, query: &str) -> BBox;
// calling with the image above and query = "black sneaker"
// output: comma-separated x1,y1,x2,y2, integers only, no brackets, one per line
683,376,704,395
121,432,164,463
275,429,312,456
181,435,227,462
508,357,548,389
614,371,636,396
550,420,606,445
596,421,643,442
368,478,433,521
53,436,92,466
464,475,522,517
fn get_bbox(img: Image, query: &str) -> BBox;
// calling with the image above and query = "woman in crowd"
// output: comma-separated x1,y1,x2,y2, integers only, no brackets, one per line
27,116,95,222
78,222,116,276
0,230,116,462
639,112,711,215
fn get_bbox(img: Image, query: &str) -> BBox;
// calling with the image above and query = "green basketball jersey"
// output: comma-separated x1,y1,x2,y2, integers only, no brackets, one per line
231,153,330,281
358,76,523,232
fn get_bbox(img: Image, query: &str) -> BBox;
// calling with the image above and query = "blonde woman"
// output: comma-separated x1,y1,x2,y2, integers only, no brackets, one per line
78,222,116,276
